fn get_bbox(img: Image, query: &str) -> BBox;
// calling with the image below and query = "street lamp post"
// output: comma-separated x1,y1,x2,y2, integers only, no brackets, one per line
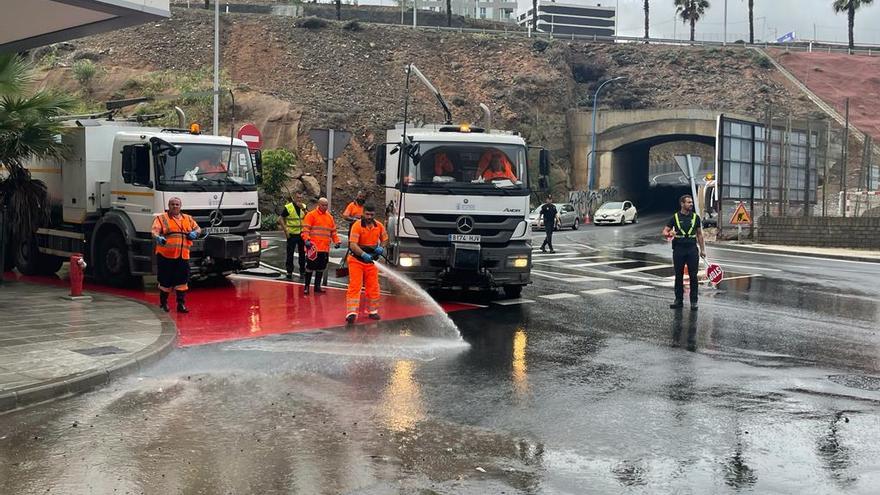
587,77,625,191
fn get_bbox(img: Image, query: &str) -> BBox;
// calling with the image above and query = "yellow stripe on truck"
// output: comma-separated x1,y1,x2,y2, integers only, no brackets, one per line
111,190,154,197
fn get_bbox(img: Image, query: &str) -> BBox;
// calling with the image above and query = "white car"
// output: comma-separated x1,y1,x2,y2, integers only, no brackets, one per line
593,201,638,226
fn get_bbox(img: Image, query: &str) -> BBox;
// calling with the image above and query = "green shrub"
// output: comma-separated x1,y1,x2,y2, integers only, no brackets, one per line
261,148,297,196
73,59,97,89
261,212,280,231
343,20,363,32
297,16,328,29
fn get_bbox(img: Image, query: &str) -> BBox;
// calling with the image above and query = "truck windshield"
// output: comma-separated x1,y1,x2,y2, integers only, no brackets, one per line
401,143,528,194
155,144,256,191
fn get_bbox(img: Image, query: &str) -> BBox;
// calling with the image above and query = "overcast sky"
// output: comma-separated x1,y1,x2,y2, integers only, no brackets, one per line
521,0,880,44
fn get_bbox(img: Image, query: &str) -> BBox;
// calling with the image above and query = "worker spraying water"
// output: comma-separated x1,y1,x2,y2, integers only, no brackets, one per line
345,203,388,324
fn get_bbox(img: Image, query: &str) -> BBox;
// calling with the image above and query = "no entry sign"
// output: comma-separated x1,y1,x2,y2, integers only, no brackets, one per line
706,263,724,285
236,123,263,151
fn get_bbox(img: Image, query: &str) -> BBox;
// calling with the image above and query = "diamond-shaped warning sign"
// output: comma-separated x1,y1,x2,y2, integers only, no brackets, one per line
729,202,752,225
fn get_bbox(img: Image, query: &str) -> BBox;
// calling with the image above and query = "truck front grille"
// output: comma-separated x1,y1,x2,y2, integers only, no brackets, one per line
407,213,523,245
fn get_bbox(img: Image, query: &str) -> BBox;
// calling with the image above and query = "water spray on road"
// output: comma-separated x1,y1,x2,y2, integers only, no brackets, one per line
376,262,461,339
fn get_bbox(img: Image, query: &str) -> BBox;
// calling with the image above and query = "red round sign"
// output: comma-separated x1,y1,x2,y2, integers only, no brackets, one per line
236,123,262,151
706,263,724,285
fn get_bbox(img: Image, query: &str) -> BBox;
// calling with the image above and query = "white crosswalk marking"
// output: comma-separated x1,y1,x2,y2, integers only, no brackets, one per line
531,251,578,257
569,260,640,268
539,293,580,300
531,270,609,283
606,264,672,275
580,288,620,295
532,256,604,264
493,298,536,306
619,285,654,291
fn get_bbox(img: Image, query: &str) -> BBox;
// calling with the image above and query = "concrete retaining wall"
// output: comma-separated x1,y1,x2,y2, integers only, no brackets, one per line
757,216,880,249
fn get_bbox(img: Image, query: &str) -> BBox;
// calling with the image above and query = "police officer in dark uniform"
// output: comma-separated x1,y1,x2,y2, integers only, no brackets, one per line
661,194,706,310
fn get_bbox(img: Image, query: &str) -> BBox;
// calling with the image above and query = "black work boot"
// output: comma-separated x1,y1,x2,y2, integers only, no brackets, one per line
346,314,356,324
690,300,699,311
159,292,170,312
176,292,189,313
303,273,312,295
368,313,381,321
314,272,324,293
669,300,684,309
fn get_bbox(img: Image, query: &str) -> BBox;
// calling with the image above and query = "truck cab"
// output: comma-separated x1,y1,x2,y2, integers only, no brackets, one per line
378,123,548,298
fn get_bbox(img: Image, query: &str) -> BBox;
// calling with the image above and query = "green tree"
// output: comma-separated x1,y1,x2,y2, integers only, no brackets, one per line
260,148,297,196
0,54,74,245
644,0,650,39
833,0,874,50
674,0,710,41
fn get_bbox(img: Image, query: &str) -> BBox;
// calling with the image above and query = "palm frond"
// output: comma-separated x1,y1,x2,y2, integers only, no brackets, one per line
0,53,33,96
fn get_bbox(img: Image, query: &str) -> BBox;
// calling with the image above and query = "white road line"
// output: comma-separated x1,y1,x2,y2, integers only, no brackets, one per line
716,262,782,272
709,246,880,265
531,270,610,282
606,264,673,275
619,285,654,291
531,252,578,257
532,256,604,264
569,260,640,268
721,274,762,281
539,293,580,300
493,298,536,306
580,288,620,295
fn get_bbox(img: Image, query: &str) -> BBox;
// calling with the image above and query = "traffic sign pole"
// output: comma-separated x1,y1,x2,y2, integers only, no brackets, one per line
327,129,335,209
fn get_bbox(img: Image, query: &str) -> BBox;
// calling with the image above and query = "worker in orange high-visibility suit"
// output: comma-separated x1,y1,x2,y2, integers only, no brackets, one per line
301,197,340,295
345,203,389,324
342,190,366,233
475,150,517,182
151,197,201,313
433,152,455,176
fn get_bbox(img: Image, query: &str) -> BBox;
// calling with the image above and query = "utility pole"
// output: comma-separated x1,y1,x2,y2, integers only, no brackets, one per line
723,0,728,45
212,0,219,136
587,77,625,191
842,98,850,217
412,0,417,28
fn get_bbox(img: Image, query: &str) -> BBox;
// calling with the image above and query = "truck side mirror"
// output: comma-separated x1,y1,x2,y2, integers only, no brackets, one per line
375,144,387,185
252,150,263,184
539,149,550,176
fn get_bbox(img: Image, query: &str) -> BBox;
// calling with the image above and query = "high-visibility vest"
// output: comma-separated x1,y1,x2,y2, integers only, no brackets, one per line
301,209,340,253
152,213,199,260
284,202,306,235
673,212,700,238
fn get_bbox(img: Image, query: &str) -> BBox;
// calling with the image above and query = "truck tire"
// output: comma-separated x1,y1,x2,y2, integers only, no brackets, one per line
503,285,523,299
13,235,62,275
96,232,134,287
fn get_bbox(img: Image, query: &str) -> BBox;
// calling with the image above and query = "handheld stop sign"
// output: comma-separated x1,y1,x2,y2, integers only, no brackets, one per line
706,262,724,285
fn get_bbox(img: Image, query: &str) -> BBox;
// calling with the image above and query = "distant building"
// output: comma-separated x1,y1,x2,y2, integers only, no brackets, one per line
420,0,518,23
515,1,616,37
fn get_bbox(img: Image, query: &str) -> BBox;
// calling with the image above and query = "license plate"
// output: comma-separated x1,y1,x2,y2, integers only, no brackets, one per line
203,226,230,234
449,234,480,243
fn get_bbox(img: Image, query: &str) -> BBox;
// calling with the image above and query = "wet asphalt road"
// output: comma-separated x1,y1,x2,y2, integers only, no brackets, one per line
2,215,880,494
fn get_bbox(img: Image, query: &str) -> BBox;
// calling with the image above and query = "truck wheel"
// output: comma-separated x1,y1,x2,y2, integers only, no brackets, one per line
13,235,62,275
503,285,523,299
96,233,133,287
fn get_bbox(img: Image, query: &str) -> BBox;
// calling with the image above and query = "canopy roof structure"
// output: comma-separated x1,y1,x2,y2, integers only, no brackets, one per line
0,0,170,53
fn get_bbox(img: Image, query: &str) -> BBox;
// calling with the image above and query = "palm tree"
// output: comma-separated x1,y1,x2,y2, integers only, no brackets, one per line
833,0,875,50
335,0,341,20
532,0,538,32
0,54,73,258
446,0,452,27
748,0,754,44
644,0,650,40
674,0,710,41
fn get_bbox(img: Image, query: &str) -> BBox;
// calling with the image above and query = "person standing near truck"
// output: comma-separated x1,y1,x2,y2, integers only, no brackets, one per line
539,195,559,253
277,192,308,280
151,197,201,313
301,197,340,295
345,203,388,324
661,194,706,310
343,191,367,227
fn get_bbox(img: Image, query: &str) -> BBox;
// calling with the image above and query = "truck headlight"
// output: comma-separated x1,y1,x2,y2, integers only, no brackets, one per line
507,255,529,268
398,254,421,267
247,241,260,254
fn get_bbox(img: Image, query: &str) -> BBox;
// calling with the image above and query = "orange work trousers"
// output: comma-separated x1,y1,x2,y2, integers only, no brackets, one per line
346,257,380,317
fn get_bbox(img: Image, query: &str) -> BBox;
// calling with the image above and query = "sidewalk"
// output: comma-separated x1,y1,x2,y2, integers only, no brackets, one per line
711,241,880,263
0,280,176,413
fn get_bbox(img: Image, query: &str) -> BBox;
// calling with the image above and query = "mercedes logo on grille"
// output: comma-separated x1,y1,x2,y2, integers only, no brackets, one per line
209,210,224,227
456,216,475,234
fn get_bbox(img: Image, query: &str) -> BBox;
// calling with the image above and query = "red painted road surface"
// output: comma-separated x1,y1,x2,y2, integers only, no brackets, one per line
4,272,476,347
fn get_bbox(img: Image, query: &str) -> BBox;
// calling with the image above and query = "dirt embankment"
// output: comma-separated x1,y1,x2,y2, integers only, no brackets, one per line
773,50,880,143
40,7,821,211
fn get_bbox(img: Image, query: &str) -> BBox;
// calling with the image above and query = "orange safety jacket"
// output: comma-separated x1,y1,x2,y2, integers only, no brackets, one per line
151,213,200,260
347,219,388,265
302,208,340,252
475,151,517,181
343,201,364,220
434,153,455,176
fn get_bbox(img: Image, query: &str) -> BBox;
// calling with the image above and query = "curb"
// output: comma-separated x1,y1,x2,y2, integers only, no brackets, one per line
712,242,880,263
0,294,177,414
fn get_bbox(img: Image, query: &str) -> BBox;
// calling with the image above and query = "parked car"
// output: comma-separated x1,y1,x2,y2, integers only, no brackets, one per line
593,201,638,226
530,203,580,230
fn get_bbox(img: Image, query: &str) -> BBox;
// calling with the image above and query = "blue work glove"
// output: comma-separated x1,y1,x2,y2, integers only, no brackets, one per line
188,231,198,240
361,252,373,263
374,246,385,257
334,242,341,249
304,240,313,248
156,236,167,246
